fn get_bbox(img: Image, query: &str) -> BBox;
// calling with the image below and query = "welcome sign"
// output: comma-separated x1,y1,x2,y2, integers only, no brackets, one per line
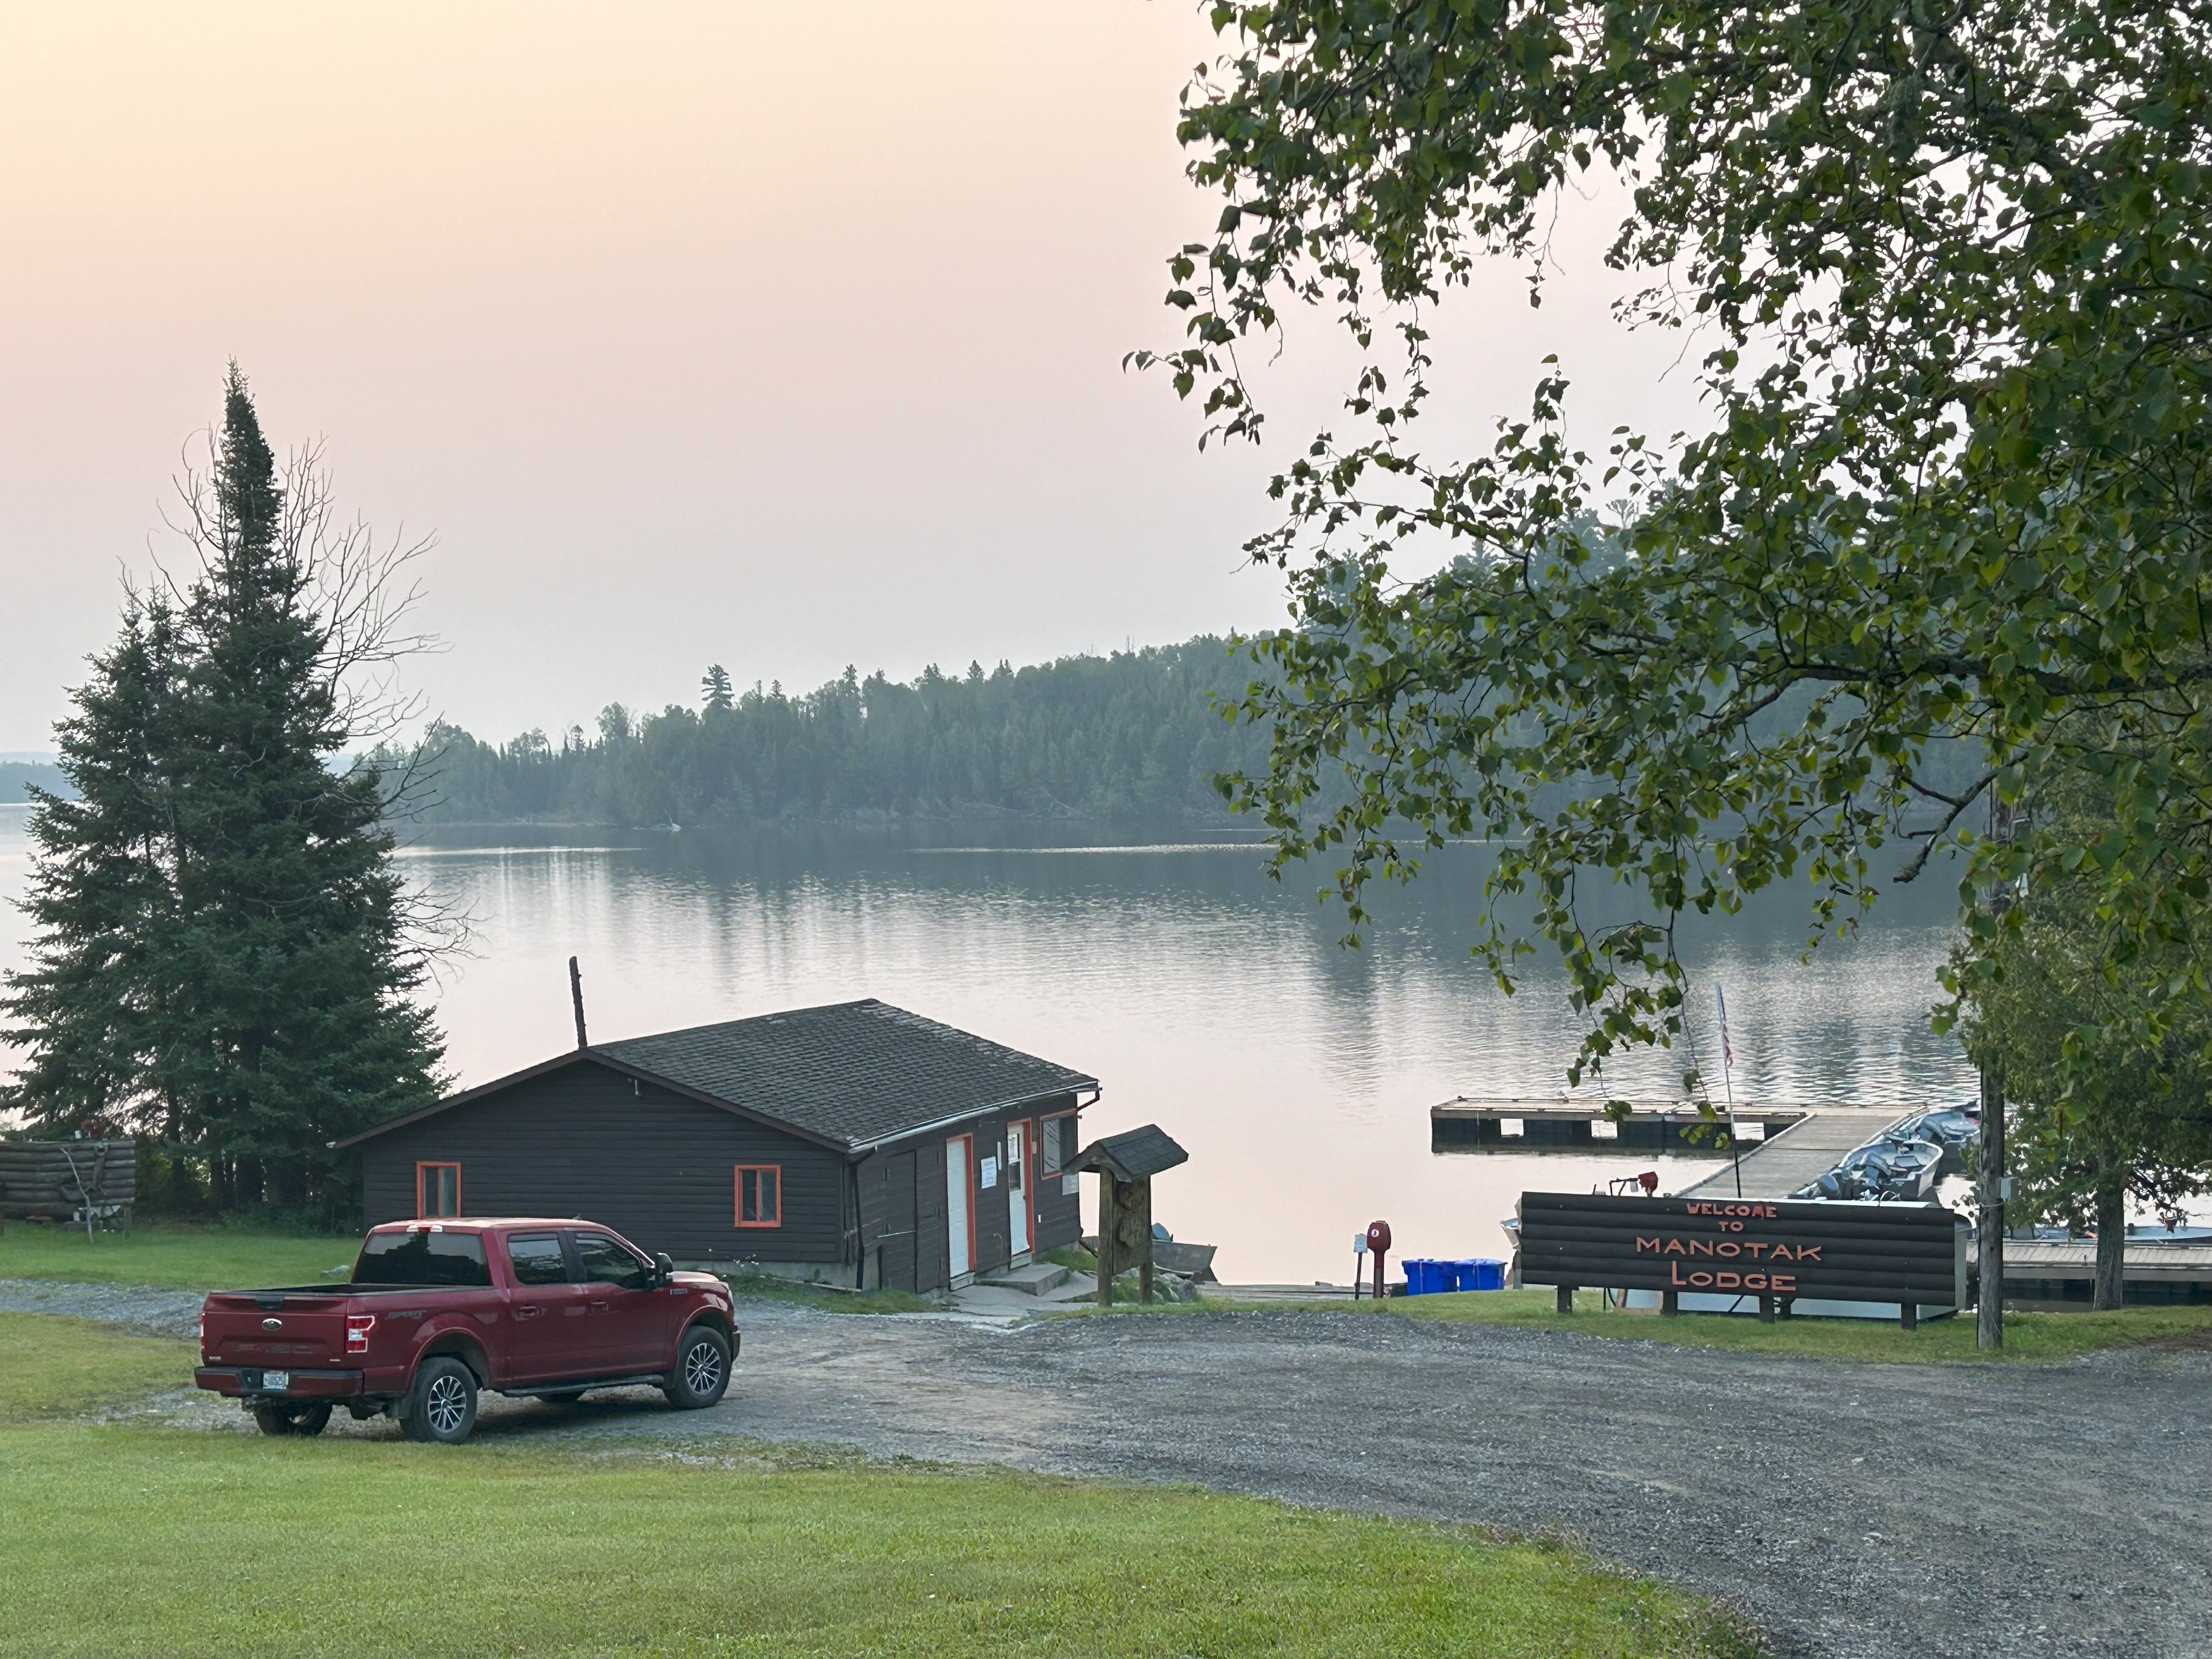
1517,1191,1967,1308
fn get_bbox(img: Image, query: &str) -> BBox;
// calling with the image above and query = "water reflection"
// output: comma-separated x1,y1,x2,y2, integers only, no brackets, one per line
0,808,1978,1282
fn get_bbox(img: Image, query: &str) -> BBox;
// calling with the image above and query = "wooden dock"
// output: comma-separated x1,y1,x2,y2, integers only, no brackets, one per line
1431,1097,1809,1157
2001,1239,2212,1303
1677,1108,1910,1200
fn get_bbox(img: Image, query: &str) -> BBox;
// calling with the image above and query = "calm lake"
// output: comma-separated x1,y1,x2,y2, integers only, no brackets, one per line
0,806,1979,1283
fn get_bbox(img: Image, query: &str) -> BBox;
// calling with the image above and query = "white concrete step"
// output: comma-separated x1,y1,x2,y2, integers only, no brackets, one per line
974,1261,1070,1295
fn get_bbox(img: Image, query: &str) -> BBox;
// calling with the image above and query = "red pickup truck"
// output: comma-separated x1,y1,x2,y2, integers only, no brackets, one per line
195,1218,738,1443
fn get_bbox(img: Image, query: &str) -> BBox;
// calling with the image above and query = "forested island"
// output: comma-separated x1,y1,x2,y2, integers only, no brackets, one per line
407,636,1271,826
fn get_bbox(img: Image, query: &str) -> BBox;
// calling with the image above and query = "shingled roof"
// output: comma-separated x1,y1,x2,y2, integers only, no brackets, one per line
592,999,1095,1146
335,998,1097,1153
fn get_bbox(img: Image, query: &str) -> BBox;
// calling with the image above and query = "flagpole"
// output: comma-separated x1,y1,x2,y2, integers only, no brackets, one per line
1717,984,1743,1198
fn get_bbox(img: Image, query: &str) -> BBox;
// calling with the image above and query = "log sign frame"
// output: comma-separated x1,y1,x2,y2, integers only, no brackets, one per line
1515,1191,1967,1310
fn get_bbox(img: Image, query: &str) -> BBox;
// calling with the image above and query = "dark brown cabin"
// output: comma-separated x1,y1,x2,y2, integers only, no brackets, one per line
336,999,1098,1291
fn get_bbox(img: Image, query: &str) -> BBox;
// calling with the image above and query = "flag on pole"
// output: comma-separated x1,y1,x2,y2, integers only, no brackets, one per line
1716,982,1744,1195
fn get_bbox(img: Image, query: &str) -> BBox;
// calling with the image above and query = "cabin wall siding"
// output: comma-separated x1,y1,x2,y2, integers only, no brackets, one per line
359,1061,844,1263
855,1093,1082,1288
913,1139,948,1292
359,1065,1086,1286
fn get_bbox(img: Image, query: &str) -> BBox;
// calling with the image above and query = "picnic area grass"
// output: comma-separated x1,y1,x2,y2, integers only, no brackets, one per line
0,1314,1753,1659
0,1221,355,1292
1161,1285,2211,1363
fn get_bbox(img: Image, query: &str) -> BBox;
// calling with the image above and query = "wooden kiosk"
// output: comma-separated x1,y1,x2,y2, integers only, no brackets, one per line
1072,1124,1188,1305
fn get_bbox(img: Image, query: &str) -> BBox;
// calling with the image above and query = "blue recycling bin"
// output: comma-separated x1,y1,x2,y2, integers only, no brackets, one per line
1403,1258,1441,1296
1465,1258,1506,1291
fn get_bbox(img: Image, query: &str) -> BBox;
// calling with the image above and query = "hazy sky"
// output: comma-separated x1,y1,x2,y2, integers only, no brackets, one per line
1,3,1704,752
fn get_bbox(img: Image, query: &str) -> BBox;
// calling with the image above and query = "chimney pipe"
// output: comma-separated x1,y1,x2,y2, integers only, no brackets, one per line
569,956,588,1049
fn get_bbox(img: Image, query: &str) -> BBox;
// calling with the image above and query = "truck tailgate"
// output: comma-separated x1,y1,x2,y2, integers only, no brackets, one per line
200,1290,353,1368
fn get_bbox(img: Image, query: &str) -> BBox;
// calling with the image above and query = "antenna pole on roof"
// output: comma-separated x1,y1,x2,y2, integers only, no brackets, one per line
569,956,589,1049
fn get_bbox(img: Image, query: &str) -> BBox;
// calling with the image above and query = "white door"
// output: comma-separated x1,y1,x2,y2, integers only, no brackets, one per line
1007,1122,1031,1261
945,1135,972,1281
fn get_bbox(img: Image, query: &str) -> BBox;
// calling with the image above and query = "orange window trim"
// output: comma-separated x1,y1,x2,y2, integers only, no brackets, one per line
416,1161,461,1219
734,1164,783,1228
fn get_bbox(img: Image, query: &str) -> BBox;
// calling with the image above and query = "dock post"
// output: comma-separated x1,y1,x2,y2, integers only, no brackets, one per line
1758,1295,1774,1324
1900,1302,1917,1332
1661,1290,1679,1317
1555,1285,1573,1314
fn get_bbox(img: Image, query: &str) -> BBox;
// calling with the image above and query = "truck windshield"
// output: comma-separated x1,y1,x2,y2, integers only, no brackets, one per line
353,1228,492,1286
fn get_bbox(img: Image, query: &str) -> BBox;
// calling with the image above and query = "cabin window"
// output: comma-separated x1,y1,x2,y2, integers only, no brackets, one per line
417,1161,461,1218
1043,1114,1080,1194
735,1165,782,1228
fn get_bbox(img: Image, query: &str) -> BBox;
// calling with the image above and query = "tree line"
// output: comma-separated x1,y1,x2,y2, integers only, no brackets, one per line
408,640,1272,826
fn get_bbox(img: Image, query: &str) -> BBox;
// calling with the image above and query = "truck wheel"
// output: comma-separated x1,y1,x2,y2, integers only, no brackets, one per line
251,1401,332,1437
403,1357,479,1444
663,1325,730,1409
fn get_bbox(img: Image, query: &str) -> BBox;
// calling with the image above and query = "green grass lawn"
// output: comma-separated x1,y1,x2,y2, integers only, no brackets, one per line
0,1315,1752,1659
0,1222,356,1291
0,1312,197,1422
1163,1286,2211,1363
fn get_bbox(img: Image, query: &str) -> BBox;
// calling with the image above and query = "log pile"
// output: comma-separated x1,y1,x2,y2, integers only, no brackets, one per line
0,1137,137,1224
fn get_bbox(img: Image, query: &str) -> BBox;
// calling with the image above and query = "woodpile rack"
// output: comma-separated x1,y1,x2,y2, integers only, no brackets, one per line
0,1137,137,1235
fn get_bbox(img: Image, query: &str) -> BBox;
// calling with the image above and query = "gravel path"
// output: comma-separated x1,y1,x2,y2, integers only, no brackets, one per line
12,1283,2205,1659
0,1278,206,1337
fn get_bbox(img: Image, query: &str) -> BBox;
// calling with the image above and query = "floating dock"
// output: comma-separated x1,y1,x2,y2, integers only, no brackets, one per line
1431,1097,1809,1158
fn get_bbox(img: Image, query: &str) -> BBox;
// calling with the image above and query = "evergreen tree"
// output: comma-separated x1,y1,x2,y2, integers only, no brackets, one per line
3,599,186,1134
3,369,446,1218
700,664,733,712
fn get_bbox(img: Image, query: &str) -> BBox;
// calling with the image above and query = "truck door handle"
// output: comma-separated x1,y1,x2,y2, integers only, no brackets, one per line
516,1305,543,1319
589,1301,609,1316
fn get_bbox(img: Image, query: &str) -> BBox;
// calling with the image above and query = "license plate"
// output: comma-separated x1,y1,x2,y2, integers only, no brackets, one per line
261,1370,290,1392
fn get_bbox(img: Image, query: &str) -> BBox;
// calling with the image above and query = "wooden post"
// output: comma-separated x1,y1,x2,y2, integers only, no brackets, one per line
1901,1302,1918,1332
1661,1290,1679,1317
1977,791,2011,1352
1758,1295,1775,1324
1127,1176,1154,1305
1778,1298,1794,1319
1977,1069,2005,1351
1556,1284,1574,1314
1095,1171,1118,1306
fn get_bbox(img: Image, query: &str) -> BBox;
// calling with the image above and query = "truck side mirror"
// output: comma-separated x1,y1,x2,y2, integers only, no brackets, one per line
654,1251,676,1285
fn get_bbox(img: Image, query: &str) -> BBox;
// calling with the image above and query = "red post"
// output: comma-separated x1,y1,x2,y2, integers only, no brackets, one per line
1366,1220,1392,1300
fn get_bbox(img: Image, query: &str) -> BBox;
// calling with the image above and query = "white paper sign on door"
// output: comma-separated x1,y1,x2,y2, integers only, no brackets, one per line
980,1156,1000,1189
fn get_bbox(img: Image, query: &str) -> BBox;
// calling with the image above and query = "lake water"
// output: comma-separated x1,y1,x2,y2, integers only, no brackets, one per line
0,806,1979,1282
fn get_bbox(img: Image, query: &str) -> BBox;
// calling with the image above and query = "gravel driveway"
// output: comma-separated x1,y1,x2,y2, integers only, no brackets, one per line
10,1281,2204,1659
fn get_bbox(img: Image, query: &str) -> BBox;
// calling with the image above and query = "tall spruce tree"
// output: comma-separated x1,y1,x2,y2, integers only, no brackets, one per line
3,369,445,1218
